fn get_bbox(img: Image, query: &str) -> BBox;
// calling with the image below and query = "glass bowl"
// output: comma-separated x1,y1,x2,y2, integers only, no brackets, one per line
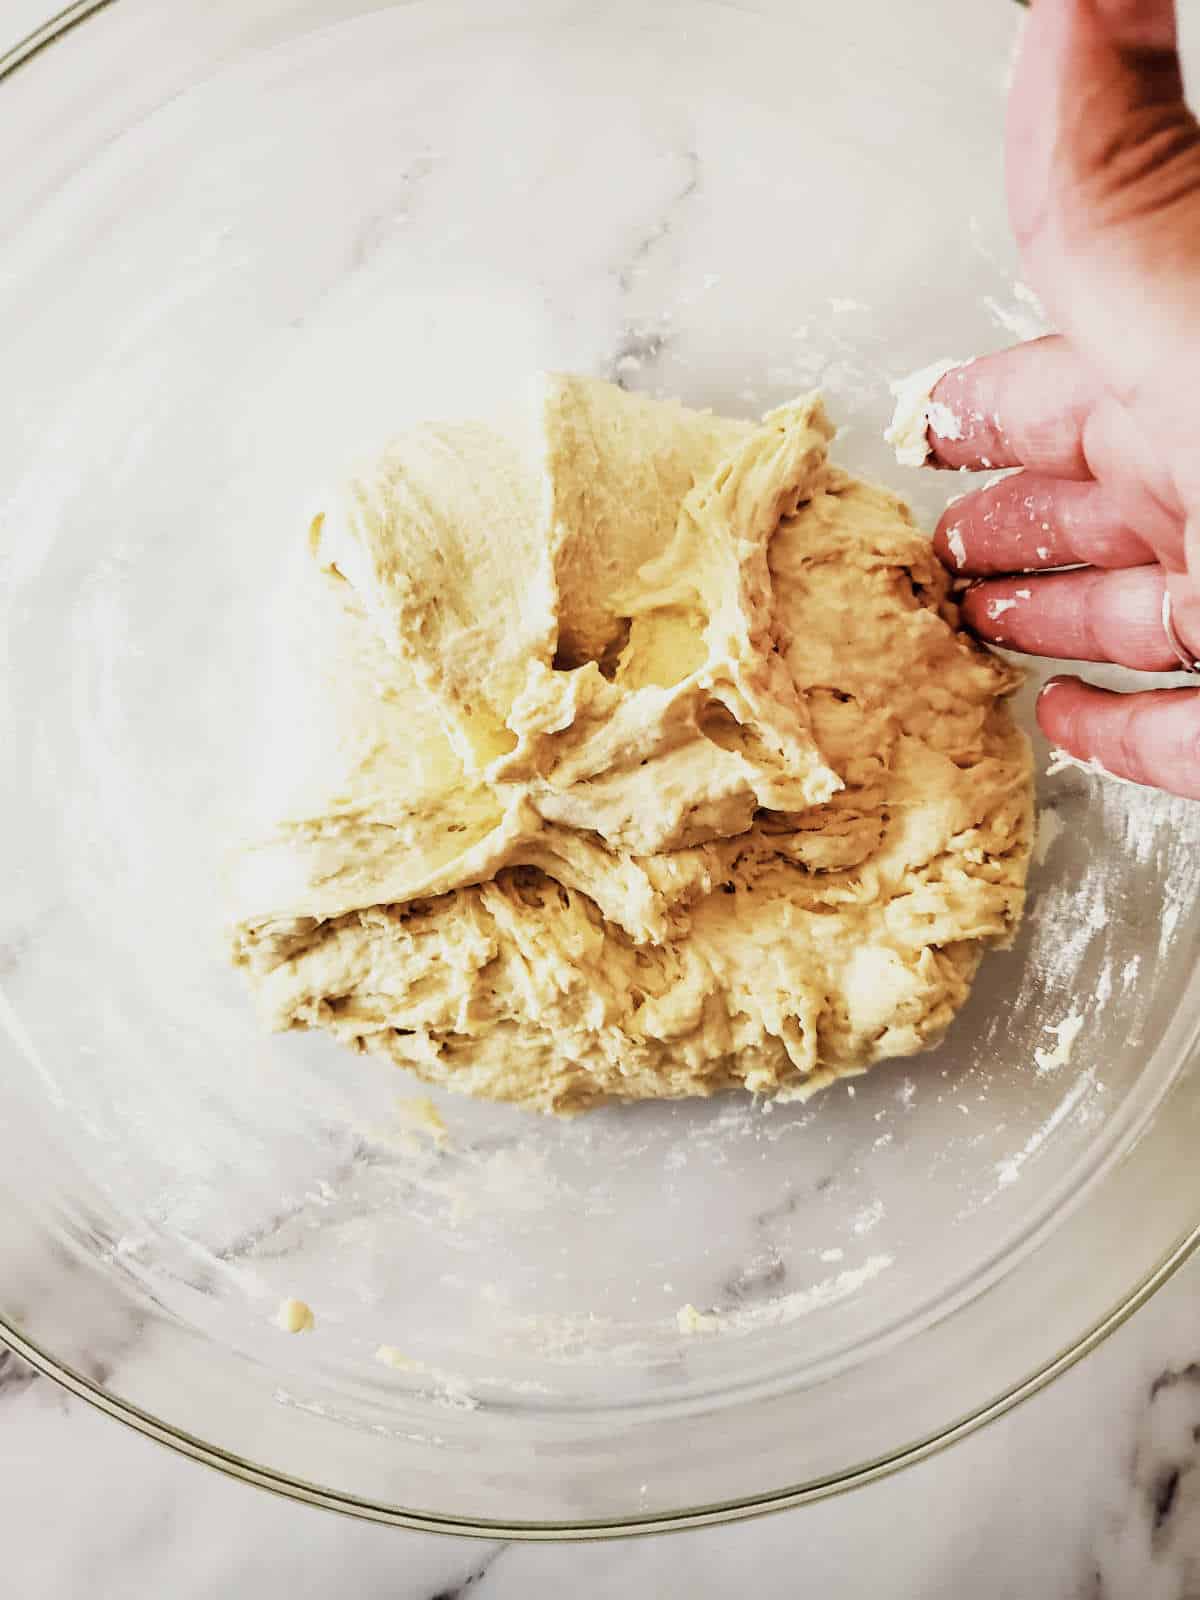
2,0,1199,1539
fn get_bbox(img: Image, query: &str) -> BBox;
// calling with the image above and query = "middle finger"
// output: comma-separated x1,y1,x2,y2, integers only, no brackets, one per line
934,472,1156,576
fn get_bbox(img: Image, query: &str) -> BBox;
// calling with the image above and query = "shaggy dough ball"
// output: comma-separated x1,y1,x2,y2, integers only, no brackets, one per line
230,376,1033,1112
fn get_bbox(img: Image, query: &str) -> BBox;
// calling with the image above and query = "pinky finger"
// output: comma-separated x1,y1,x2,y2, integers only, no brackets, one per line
1038,678,1200,800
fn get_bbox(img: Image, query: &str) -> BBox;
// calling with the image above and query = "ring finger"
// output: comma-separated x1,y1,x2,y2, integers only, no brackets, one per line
962,565,1182,672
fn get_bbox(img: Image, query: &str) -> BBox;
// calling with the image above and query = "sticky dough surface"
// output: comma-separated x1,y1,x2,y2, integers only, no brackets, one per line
231,375,1033,1113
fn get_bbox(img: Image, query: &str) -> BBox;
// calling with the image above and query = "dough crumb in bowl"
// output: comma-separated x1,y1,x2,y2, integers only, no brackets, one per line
1034,1013,1085,1075
374,1348,479,1411
275,1297,315,1334
375,1344,418,1369
229,374,1033,1113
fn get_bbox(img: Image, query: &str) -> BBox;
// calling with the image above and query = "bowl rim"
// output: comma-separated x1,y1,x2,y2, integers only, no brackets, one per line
3,1230,1197,1539
3,0,1197,1542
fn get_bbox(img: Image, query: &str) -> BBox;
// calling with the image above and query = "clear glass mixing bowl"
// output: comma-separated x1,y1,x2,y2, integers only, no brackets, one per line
2,0,1199,1539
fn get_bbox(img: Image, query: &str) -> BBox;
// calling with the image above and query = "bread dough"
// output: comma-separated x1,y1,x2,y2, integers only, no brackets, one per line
885,357,966,466
275,1298,314,1333
230,375,1033,1113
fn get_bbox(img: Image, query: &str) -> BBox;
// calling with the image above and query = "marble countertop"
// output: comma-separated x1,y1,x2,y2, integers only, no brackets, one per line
4,1254,1200,1597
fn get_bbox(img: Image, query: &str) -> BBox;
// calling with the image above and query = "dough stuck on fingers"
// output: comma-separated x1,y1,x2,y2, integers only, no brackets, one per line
885,357,969,467
230,375,1033,1114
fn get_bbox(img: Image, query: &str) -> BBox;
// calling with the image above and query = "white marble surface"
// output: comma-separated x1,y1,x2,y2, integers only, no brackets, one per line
3,1254,1200,1597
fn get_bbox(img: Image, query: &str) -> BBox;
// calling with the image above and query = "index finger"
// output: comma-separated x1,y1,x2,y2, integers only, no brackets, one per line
925,336,1099,479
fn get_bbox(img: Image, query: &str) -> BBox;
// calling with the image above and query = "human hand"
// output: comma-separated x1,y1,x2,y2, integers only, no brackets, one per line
924,0,1200,797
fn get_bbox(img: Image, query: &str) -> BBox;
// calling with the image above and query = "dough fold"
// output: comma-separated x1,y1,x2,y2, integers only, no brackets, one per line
231,375,1033,1112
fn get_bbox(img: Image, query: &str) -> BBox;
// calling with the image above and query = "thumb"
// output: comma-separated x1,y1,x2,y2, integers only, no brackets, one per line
1007,0,1200,402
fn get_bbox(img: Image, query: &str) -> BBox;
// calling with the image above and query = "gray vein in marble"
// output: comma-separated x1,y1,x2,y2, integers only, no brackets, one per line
427,1543,508,1600
0,900,69,980
0,933,30,979
720,1185,803,1304
6,1227,153,1392
605,147,699,391
615,149,700,295
752,1170,836,1231
724,1243,785,1305
199,1123,539,1267
751,1185,802,1230
207,1130,378,1264
290,149,439,329
716,1168,842,1308
1089,1361,1200,1596
0,1348,39,1395
1143,1367,1200,1548
608,325,668,391
349,151,436,272
1149,1362,1200,1402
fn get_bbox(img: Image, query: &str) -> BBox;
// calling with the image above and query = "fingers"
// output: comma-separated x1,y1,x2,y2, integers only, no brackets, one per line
1175,530,1200,663
925,338,1098,478
1086,0,1178,51
1166,573,1200,670
1038,676,1200,800
934,473,1155,575
1007,0,1200,405
962,566,1180,672
924,345,1187,566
